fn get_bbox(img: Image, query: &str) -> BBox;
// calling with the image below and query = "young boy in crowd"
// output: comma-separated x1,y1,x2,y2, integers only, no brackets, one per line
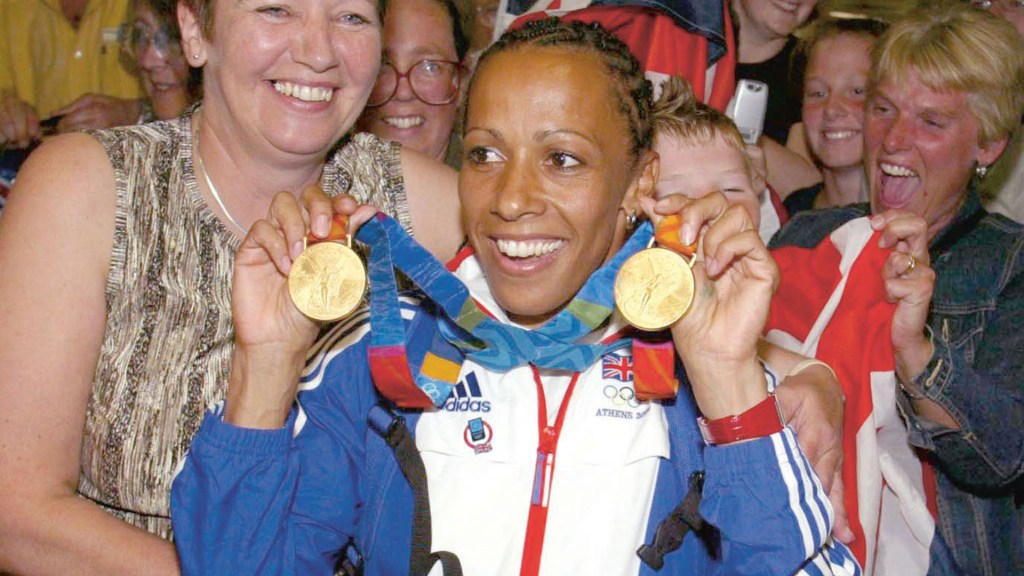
650,76,854,546
651,76,783,243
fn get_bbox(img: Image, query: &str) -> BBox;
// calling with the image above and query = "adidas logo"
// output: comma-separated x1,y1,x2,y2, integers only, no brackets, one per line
443,372,492,413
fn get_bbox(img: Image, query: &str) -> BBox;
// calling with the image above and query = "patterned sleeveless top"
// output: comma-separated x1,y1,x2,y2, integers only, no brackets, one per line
81,112,411,539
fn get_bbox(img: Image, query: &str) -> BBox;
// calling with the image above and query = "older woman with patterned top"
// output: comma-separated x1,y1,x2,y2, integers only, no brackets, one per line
0,0,461,572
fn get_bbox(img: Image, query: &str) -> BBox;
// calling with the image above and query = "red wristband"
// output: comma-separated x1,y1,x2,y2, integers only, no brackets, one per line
697,394,786,445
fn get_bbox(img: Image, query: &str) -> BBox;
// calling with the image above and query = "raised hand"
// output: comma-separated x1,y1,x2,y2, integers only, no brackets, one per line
640,192,778,419
225,187,377,429
870,210,934,383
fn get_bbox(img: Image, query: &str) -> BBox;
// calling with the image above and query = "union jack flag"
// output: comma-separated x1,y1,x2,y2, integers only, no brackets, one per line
601,353,633,382
768,217,936,573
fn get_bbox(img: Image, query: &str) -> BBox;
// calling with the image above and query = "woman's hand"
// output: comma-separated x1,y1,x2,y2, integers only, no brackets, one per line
774,365,853,543
761,342,853,541
870,210,935,383
640,192,779,418
224,187,377,428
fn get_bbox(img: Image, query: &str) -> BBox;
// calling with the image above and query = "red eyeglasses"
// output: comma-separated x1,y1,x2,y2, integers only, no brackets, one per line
367,60,464,107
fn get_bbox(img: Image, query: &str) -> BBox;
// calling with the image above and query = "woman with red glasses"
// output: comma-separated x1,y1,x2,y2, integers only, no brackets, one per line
356,0,474,167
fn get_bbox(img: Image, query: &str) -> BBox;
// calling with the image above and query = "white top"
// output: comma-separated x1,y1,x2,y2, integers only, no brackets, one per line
417,255,669,576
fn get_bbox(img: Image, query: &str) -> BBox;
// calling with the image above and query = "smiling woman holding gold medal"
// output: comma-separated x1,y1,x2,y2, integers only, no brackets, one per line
171,19,859,575
0,0,462,571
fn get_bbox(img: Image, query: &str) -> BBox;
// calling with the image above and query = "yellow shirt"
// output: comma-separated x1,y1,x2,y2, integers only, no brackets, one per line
0,0,142,119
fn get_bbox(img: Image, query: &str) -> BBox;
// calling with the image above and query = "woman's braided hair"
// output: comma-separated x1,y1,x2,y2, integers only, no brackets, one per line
465,17,654,162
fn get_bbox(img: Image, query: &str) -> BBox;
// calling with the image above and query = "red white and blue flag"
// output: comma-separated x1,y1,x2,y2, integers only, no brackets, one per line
495,0,736,111
601,353,634,382
766,217,937,575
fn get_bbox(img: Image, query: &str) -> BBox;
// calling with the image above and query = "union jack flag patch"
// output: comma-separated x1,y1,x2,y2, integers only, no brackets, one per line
601,353,633,382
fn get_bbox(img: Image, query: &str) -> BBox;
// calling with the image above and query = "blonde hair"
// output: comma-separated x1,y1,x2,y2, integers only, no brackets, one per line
870,1,1024,145
652,76,753,177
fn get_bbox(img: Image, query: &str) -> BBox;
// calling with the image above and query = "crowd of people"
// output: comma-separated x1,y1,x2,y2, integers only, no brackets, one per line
0,0,1022,575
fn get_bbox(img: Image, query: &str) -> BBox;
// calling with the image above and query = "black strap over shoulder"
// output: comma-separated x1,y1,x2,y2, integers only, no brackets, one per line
637,471,709,570
368,404,464,576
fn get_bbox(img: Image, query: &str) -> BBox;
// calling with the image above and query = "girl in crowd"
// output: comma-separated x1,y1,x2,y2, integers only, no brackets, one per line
785,18,887,216
171,19,858,575
774,4,1024,573
0,0,460,572
730,0,816,147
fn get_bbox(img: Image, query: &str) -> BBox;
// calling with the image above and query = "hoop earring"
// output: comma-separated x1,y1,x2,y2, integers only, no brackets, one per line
624,209,638,232
975,163,989,180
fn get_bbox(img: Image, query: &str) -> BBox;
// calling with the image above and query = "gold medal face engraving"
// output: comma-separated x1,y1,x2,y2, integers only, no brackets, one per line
614,247,695,331
288,242,367,322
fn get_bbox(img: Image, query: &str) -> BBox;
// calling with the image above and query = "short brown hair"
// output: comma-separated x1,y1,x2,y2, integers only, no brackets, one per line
652,76,752,178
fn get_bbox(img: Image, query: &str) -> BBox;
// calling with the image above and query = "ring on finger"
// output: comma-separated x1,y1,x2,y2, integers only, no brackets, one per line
901,254,917,276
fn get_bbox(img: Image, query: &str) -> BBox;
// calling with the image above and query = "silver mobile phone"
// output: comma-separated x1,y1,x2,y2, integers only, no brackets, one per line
725,79,768,145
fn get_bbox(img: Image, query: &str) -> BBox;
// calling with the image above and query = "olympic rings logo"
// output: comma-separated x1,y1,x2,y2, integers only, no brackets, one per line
603,384,640,408
421,382,444,402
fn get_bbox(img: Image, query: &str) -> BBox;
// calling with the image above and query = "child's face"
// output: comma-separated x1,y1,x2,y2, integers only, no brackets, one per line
653,133,761,228
802,32,872,172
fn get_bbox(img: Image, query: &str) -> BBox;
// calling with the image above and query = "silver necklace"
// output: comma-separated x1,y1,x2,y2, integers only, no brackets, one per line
194,124,245,233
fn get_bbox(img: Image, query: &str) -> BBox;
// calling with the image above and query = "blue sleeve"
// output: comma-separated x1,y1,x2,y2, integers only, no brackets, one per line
701,427,862,576
902,270,1024,489
171,316,379,576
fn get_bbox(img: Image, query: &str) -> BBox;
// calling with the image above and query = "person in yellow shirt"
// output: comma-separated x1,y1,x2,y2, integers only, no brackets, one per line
0,0,144,149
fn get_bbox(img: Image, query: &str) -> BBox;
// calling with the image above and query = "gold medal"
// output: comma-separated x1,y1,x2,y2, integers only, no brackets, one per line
288,215,367,322
614,214,697,331
615,246,695,331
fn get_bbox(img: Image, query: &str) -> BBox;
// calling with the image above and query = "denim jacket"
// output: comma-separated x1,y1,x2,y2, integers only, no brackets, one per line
771,192,1024,576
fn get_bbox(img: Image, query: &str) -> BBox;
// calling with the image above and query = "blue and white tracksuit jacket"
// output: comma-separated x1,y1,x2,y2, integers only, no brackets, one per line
171,292,861,576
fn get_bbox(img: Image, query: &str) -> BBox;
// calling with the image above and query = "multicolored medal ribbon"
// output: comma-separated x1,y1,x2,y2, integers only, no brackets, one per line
613,214,700,400
355,214,675,407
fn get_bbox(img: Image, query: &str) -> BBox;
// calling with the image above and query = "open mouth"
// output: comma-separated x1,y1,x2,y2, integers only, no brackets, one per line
147,81,182,93
491,237,566,276
877,161,919,208
272,81,334,103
